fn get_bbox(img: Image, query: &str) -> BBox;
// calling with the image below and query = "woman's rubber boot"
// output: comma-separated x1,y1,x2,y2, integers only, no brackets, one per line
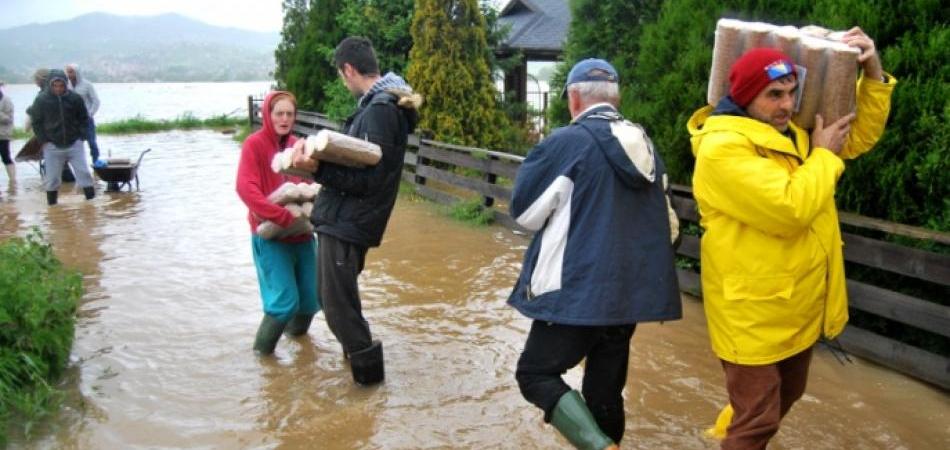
5,164,15,184
46,190,58,206
284,313,315,337
349,340,384,385
550,390,615,450
83,186,95,200
253,314,287,355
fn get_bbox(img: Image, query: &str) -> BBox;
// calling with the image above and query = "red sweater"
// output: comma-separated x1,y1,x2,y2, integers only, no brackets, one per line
235,91,312,243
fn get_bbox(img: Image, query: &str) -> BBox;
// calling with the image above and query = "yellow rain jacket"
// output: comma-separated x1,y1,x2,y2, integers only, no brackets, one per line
687,73,895,366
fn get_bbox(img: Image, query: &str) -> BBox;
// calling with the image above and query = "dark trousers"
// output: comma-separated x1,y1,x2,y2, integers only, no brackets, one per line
515,320,636,443
0,140,11,165
318,233,372,354
720,347,813,450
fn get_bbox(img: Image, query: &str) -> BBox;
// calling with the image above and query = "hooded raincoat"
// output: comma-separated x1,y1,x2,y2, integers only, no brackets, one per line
236,91,311,243
687,73,896,365
508,104,682,326
66,64,100,117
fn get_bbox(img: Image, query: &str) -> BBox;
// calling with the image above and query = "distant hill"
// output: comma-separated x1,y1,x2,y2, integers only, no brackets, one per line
0,12,279,83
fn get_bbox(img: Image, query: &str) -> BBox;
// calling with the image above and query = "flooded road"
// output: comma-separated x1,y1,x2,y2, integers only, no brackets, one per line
2,130,947,449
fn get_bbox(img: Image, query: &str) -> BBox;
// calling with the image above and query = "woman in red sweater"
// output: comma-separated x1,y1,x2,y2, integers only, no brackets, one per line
236,91,320,355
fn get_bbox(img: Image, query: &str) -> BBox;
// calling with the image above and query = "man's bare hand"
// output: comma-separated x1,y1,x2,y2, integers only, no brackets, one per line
840,27,883,81
811,113,855,155
291,139,318,172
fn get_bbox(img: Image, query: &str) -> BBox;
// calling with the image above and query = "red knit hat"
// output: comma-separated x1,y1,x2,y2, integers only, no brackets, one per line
729,48,797,107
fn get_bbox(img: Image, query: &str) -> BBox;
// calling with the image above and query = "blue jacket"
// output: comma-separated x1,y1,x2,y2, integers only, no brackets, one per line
507,105,682,326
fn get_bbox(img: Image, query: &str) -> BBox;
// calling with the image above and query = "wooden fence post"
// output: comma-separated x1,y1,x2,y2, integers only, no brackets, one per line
247,95,255,126
484,154,498,207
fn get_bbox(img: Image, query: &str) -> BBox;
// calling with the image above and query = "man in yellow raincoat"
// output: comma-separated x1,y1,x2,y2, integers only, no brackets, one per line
687,27,895,449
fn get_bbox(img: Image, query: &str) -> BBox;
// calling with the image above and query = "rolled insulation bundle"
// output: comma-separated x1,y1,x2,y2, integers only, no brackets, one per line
303,130,382,167
707,19,746,106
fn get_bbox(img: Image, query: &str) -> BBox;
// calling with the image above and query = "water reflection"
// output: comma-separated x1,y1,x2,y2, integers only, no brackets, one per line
2,130,947,449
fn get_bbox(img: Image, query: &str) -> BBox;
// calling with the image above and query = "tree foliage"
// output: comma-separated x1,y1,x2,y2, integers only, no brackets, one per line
622,0,948,230
274,0,345,111
0,230,81,444
546,0,664,128
406,0,509,148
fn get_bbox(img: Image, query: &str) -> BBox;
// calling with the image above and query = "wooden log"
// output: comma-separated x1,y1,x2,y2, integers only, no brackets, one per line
304,129,382,167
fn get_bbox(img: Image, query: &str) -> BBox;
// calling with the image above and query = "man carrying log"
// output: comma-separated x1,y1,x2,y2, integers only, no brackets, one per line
686,27,895,449
508,58,682,449
292,36,420,385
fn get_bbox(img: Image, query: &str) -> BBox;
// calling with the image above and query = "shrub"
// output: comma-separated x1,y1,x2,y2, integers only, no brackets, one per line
0,230,81,444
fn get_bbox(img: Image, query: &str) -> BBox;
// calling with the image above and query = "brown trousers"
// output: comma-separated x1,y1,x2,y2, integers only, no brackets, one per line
721,347,813,450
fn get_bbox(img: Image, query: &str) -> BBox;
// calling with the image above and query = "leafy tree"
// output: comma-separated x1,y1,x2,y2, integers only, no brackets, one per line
546,0,664,128
407,0,509,148
274,0,345,111
324,0,416,121
273,0,309,89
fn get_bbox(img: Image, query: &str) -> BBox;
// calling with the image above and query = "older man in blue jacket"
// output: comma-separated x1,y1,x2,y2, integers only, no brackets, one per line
509,58,682,450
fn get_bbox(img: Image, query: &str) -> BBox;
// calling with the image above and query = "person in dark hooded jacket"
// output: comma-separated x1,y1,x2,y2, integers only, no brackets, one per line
508,58,681,450
292,36,420,385
28,69,95,205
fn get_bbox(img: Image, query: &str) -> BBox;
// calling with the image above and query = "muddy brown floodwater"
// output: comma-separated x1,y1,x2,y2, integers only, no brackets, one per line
2,130,947,449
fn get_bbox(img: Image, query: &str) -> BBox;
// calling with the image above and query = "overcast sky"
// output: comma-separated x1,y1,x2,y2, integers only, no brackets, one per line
1,0,510,32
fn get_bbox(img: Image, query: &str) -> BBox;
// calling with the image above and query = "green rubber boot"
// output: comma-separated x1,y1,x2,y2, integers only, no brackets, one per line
550,390,615,450
284,313,315,337
253,314,287,355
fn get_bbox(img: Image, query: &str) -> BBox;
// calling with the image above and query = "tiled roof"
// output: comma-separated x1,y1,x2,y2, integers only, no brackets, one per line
497,0,569,54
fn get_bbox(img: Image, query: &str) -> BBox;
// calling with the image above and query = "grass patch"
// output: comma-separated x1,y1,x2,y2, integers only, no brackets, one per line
11,114,245,140
232,123,253,144
447,198,494,226
0,229,82,445
96,113,244,134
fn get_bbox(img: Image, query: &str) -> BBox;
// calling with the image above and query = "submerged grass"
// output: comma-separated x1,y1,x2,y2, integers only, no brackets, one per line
0,229,81,445
10,113,245,140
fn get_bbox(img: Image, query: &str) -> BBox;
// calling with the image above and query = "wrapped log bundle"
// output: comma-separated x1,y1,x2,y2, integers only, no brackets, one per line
303,130,382,168
256,181,321,240
271,148,316,180
707,18,860,129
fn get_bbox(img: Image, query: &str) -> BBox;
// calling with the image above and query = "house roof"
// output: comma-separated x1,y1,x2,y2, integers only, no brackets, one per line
496,0,570,57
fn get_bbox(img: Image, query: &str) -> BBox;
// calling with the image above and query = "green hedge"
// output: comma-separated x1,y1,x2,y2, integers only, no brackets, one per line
0,230,81,445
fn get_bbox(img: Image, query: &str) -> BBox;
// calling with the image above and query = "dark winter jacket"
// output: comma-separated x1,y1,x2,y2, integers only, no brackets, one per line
28,69,89,148
309,73,420,248
507,104,682,326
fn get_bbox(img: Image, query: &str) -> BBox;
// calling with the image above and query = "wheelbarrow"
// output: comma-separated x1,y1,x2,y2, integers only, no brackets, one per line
94,149,152,192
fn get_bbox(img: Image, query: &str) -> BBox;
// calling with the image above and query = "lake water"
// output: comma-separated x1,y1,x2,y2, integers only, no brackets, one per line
3,81,273,128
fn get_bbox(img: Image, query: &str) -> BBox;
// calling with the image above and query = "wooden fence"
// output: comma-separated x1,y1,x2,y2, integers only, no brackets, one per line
249,98,950,390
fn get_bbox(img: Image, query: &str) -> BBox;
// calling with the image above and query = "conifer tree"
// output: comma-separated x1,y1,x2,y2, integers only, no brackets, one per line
406,0,508,148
